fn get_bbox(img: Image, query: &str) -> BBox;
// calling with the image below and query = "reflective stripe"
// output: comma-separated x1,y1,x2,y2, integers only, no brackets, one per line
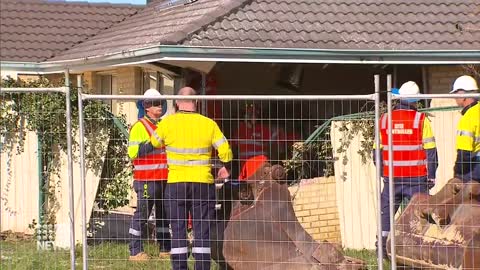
139,118,155,134
213,136,227,149
156,227,170,233
381,114,387,129
382,231,390,237
140,118,163,145
129,228,141,236
271,130,279,140
458,131,480,142
457,130,474,138
413,112,422,129
167,159,210,166
134,164,168,170
383,160,427,166
165,146,211,154
192,247,211,254
239,151,266,157
128,141,142,146
151,149,166,155
422,137,435,144
382,145,423,151
170,247,189,255
239,141,264,147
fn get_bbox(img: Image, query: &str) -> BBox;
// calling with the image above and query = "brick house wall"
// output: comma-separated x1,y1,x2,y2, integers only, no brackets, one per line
427,65,466,94
288,177,341,243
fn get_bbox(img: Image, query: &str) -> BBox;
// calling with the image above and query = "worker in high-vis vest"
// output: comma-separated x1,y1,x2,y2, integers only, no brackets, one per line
450,75,480,182
232,103,275,177
128,88,170,261
151,87,233,270
374,81,438,258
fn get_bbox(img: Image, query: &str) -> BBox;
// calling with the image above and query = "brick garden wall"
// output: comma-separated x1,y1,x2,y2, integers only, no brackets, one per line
288,176,341,243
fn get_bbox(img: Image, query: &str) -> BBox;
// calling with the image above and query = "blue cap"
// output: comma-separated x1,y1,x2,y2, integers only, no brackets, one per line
137,99,167,119
392,87,419,103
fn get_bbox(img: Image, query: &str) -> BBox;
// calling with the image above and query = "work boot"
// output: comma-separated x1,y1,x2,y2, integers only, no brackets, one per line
129,252,150,261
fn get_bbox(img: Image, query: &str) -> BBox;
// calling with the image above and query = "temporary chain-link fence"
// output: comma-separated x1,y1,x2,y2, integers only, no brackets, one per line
1,74,479,270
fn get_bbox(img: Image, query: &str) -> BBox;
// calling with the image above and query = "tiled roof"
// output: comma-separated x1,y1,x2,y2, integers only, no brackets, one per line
50,0,251,61
184,0,480,50
0,0,142,62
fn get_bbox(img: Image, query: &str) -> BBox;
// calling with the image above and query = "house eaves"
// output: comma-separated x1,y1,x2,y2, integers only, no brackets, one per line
2,45,480,74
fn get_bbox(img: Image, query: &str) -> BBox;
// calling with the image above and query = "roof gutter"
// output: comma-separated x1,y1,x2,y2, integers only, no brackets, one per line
2,45,480,73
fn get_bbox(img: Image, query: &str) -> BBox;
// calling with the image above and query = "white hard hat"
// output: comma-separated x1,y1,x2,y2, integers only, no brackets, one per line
397,81,420,102
450,75,479,93
143,88,161,97
398,81,420,95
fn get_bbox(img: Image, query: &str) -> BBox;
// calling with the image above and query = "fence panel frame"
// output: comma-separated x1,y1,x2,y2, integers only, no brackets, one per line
0,78,76,270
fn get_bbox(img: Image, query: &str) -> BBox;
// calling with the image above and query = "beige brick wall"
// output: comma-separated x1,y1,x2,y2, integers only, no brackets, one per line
116,66,142,95
288,177,340,243
427,65,465,94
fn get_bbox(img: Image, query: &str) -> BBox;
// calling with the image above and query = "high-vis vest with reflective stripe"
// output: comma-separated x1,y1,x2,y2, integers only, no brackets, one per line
456,102,480,179
234,122,272,160
380,109,427,178
150,112,233,184
132,118,168,181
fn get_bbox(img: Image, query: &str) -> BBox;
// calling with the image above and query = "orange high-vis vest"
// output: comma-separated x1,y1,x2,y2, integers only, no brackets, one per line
234,122,272,160
132,118,168,181
380,110,427,178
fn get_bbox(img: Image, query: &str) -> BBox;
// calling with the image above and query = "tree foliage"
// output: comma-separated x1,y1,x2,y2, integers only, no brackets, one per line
1,76,131,229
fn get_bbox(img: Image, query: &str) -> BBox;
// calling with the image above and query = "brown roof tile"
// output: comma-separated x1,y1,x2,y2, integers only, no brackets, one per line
184,0,480,50
50,0,252,61
0,0,142,62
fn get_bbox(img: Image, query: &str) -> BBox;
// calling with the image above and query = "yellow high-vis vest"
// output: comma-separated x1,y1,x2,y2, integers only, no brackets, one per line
151,111,233,184
456,103,480,157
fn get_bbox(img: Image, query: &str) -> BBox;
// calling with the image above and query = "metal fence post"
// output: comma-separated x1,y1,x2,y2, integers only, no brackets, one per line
77,78,88,270
64,70,76,269
374,74,383,270
386,74,396,269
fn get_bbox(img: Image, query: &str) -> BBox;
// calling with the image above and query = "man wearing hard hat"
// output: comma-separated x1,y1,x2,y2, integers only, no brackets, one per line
450,75,480,182
127,88,170,261
375,81,438,258
231,103,277,177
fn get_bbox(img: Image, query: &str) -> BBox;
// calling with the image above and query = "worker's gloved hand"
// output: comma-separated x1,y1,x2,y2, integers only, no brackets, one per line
427,178,436,189
217,166,230,180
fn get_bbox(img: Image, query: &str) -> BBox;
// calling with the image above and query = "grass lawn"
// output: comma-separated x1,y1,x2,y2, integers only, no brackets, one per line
1,240,192,270
344,249,391,270
1,239,390,270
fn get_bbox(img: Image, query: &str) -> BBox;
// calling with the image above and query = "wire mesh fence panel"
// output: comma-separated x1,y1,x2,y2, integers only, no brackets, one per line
385,92,480,270
0,83,75,270
79,92,387,270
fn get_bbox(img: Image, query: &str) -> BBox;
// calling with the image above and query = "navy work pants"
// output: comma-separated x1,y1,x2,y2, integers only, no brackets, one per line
129,180,171,256
378,177,429,255
165,182,216,270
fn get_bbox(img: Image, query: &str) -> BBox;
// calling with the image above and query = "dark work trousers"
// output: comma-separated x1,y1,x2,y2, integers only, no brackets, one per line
165,182,216,270
378,177,429,255
129,180,171,256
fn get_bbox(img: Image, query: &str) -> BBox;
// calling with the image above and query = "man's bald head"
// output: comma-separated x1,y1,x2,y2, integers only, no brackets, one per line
177,87,197,96
176,87,198,111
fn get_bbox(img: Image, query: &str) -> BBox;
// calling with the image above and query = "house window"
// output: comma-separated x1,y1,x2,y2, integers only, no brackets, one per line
142,71,162,93
97,74,116,107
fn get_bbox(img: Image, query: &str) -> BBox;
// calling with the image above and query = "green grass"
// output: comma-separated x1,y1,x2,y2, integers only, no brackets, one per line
344,249,391,270
0,240,197,270
1,240,389,270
